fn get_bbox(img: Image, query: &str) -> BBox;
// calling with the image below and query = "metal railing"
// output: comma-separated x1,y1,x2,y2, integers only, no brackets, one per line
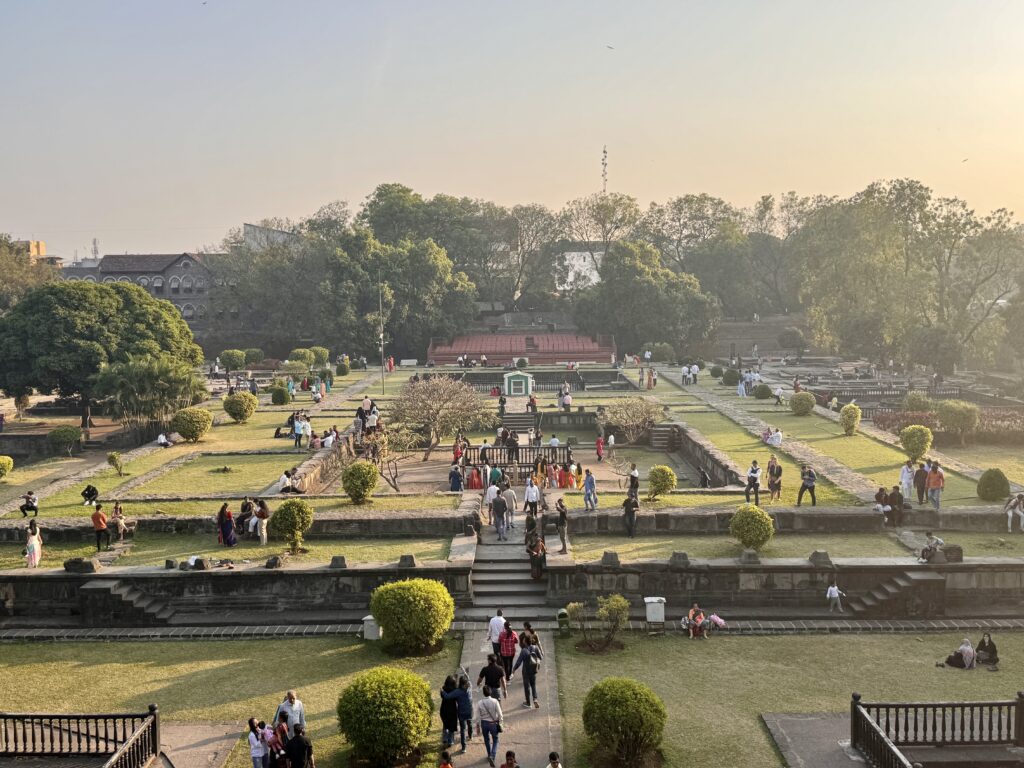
0,705,160,768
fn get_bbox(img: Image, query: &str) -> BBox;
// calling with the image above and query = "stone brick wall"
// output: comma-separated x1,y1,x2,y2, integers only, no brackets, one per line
565,506,884,536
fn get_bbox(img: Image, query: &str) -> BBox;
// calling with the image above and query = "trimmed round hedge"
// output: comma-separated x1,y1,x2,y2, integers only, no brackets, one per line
647,465,677,499
729,503,775,551
47,425,82,456
336,361,350,376
268,498,314,553
342,460,379,503
789,391,817,416
0,455,13,480
243,347,264,364
899,424,933,463
170,407,213,443
709,365,724,378
270,387,290,406
337,666,434,764
222,392,258,423
721,368,741,387
840,403,862,436
582,677,666,762
752,383,772,399
370,578,455,654
977,468,1010,502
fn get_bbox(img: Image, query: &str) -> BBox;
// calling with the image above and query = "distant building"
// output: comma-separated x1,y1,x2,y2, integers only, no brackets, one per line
243,223,301,250
553,242,603,290
13,239,62,266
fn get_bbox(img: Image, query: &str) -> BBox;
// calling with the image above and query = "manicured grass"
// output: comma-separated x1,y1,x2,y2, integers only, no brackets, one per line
0,638,459,768
560,492,742,510
130,453,294,497
114,533,451,567
569,532,908,561
557,634,1024,767
943,531,1024,557
669,409,857,506
0,456,102,506
940,444,1024,488
0,538,96,571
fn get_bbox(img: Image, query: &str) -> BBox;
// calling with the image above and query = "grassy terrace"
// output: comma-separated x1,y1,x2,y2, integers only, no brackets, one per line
569,532,909,560
0,455,102,506
557,633,1024,767
0,539,97,570
560,491,742,510
939,444,1024,488
0,638,459,768
128,453,294,496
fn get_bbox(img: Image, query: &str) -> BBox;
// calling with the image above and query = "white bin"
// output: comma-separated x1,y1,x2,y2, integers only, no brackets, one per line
644,597,666,623
362,615,382,641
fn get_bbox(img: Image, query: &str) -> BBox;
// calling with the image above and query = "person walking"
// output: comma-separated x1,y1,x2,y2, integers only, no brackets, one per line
797,464,817,507
595,435,604,463
274,690,306,738
913,462,928,505
583,468,598,511
440,676,474,754
487,611,505,657
492,491,509,542
628,463,640,500
476,688,504,766
511,636,544,708
501,483,517,531
523,479,540,519
744,460,761,505
91,503,110,551
926,461,945,511
826,581,846,613
24,519,42,568
498,622,519,680
555,498,569,553
477,653,508,701
899,459,915,503
284,724,315,768
622,495,638,538
439,676,460,751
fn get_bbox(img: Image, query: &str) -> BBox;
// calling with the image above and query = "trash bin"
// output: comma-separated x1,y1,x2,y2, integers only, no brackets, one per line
644,597,666,624
362,615,382,641
557,608,571,638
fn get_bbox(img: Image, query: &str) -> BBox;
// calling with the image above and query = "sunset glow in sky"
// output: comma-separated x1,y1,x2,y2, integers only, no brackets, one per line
3,0,1023,257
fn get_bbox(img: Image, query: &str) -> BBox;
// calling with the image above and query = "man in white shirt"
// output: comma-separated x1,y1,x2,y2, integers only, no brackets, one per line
487,610,506,656
826,582,846,613
274,690,306,738
361,396,372,411
899,459,915,501
745,460,762,506
322,432,335,449
156,432,172,448
606,433,615,457
690,363,699,384
524,479,541,516
484,481,499,525
549,434,560,447
562,393,573,412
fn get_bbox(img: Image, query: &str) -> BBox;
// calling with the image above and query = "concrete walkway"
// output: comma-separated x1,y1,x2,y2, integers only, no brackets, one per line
456,627,563,766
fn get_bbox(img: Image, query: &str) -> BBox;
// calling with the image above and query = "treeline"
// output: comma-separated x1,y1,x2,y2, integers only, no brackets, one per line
215,178,1023,366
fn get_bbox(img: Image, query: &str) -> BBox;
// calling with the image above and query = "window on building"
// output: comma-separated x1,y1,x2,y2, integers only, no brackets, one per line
195,277,206,293
83,276,97,283
138,277,149,288
117,276,130,283
170,276,180,295
182,276,194,294
197,304,208,317
181,304,195,319
180,259,191,269
229,307,239,319
152,277,164,294
102,276,116,283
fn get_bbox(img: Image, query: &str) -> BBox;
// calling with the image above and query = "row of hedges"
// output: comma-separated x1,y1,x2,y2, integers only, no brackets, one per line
876,406,1024,444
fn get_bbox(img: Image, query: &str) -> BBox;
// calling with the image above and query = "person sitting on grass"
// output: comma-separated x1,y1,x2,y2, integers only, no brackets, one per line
976,633,999,668
156,432,174,448
938,638,976,669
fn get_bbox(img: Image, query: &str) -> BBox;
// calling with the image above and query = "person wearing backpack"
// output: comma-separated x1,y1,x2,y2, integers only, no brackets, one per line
511,636,544,708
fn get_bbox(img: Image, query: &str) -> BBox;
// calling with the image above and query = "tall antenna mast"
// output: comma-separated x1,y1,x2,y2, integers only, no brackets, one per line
91,238,99,259
601,145,608,194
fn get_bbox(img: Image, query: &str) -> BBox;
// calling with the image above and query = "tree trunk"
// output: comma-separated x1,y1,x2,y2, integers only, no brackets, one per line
421,436,440,461
80,398,93,430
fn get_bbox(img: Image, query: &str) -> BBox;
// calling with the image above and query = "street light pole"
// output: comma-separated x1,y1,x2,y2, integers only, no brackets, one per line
379,272,386,396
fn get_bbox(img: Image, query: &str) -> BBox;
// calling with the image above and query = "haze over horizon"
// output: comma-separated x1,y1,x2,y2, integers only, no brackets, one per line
3,0,1023,258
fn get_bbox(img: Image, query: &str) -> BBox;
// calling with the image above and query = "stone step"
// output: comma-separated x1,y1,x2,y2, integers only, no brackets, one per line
473,571,537,583
474,583,547,597
470,593,550,607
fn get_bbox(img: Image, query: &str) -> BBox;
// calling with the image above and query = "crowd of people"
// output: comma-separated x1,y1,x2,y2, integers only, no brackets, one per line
245,690,315,768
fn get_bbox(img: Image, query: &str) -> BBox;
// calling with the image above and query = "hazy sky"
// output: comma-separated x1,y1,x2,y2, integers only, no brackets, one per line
3,1,1023,258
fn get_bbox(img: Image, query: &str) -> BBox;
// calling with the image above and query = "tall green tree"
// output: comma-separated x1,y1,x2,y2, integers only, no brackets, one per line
637,194,741,272
0,235,58,315
0,282,203,427
559,192,642,270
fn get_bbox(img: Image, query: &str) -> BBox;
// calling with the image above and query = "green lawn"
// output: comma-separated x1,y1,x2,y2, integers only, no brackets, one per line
0,638,459,768
557,633,1024,767
939,444,1024,488
941,531,1024,556
0,537,96,570
561,492,743,510
113,533,451,567
0,455,101,506
129,453,295,497
569,532,908,561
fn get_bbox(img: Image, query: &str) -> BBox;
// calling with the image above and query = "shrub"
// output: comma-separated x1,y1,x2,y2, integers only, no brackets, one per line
789,391,817,416
516,357,528,368
337,666,433,765
582,677,667,762
937,399,980,446
219,349,246,373
107,451,124,477
902,390,935,412
288,348,315,367
646,342,675,363
47,425,82,457
222,392,258,423
729,503,775,550
840,403,862,436
342,460,379,503
270,387,290,406
874,410,939,435
243,348,264,365
721,368,740,387
336,361,350,376
977,468,1011,502
899,424,933,463
262,357,282,370
14,394,31,419
647,465,677,500
370,579,455,654
0,455,13,480
777,327,806,354
170,407,213,443
709,365,724,378
318,368,334,386
267,498,314,553
752,383,773,399
309,345,330,367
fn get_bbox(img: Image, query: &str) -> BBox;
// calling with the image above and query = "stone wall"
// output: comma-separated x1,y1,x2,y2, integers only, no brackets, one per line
670,422,744,486
0,433,50,459
565,506,884,536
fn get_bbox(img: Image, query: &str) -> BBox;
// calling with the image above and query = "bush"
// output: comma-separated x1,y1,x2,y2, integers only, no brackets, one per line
336,361,350,376
899,424,934,463
47,425,82,457
789,391,817,416
336,666,434,765
170,407,213,443
370,579,455,654
721,368,740,387
729,503,775,550
977,468,1011,501
840,403,862,436
262,358,282,370
582,677,666,762
309,345,330,367
646,342,675,363
288,348,315,367
222,392,258,424
902,390,935,412
752,383,773,399
270,387,290,406
318,368,334,386
267,498,314,553
0,455,13,480
342,460,379,503
106,451,124,477
243,348,264,365
516,357,528,368
709,365,724,378
874,410,939,435
281,360,308,377
777,327,806,353
937,399,980,446
647,465,677,500
219,349,246,373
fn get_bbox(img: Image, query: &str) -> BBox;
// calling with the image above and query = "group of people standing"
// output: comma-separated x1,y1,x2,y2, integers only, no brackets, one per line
898,458,946,511
246,690,314,768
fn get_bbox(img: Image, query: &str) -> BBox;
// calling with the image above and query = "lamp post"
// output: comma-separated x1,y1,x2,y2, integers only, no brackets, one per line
379,272,386,395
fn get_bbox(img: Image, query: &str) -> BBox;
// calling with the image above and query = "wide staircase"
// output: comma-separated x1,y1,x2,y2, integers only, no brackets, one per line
712,314,813,359
459,526,549,622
